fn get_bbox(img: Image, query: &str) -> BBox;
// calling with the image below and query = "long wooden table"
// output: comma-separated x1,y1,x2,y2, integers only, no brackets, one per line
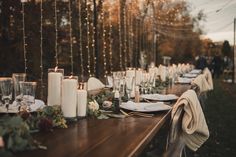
17,84,190,157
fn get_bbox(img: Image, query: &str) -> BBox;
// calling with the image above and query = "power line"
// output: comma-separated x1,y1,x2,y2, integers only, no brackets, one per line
209,21,234,32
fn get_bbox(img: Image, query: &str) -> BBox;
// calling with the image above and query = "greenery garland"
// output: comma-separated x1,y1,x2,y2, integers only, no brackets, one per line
0,105,67,155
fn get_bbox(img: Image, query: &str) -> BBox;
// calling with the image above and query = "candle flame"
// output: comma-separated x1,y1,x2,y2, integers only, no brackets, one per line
54,66,58,72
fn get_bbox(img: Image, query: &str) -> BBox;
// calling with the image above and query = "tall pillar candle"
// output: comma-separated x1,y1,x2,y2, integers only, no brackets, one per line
47,68,64,106
61,76,78,118
77,83,87,117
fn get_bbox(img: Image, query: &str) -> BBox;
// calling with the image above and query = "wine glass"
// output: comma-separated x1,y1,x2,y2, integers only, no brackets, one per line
0,77,13,112
20,81,37,111
125,76,134,100
12,73,26,106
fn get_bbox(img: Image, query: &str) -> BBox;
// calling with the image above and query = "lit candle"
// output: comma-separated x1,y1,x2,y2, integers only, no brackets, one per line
77,83,87,117
47,67,64,106
61,76,78,118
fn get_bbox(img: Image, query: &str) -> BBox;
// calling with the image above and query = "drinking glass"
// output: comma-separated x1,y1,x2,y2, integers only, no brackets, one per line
20,81,37,109
12,73,26,103
125,76,134,100
0,77,13,110
113,77,120,91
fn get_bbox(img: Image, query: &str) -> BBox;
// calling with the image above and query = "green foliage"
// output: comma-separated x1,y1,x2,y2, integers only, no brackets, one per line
0,105,67,152
0,116,36,152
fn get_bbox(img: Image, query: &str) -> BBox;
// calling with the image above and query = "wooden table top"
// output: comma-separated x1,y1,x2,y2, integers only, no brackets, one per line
16,83,190,157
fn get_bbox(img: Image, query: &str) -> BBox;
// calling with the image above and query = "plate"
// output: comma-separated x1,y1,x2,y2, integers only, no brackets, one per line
0,99,45,113
141,94,179,101
189,69,202,74
183,73,198,78
175,77,193,84
120,101,172,112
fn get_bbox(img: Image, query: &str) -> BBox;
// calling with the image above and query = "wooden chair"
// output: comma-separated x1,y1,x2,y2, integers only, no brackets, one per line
163,105,186,157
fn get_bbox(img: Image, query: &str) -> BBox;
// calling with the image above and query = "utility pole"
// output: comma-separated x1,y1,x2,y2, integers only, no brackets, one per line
232,17,236,83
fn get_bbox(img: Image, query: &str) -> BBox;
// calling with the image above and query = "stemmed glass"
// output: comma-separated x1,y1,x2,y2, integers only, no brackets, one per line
113,77,120,91
12,73,26,106
0,77,13,112
20,81,37,111
125,76,134,100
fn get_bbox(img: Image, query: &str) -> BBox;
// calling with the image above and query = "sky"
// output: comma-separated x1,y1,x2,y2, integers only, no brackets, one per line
187,0,236,45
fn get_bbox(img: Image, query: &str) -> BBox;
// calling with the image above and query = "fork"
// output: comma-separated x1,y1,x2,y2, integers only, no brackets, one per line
120,109,154,118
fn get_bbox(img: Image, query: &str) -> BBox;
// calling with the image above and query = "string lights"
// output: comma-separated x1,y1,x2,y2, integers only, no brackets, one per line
91,3,96,76
68,0,74,75
78,0,84,77
21,1,27,73
108,2,113,73
123,2,127,68
128,4,134,67
101,0,108,76
40,0,44,98
86,0,91,76
54,0,59,67
118,0,123,70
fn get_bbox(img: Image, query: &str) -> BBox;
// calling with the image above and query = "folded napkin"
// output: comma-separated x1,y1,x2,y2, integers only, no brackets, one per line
171,90,209,151
203,68,213,90
192,74,211,93
87,77,105,91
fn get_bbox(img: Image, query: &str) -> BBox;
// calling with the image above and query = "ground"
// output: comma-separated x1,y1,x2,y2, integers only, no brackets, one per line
188,79,236,157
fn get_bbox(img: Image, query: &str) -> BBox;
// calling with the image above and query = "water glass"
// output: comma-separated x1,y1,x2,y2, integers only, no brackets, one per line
12,73,26,102
20,81,37,107
125,76,134,100
0,77,13,109
113,77,120,91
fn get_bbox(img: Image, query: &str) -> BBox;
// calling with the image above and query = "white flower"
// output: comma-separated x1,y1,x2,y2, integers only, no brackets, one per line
88,100,99,112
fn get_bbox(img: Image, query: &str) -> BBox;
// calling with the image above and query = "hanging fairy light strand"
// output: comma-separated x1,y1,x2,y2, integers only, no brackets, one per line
118,0,123,70
91,2,96,76
78,0,84,77
86,0,91,76
40,0,44,99
54,0,59,67
128,4,134,67
68,0,74,75
21,1,27,73
123,2,127,68
101,0,108,76
108,3,113,72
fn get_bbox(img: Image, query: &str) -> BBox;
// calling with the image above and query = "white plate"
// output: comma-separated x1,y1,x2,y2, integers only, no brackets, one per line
183,73,198,78
141,94,179,101
175,77,193,84
0,99,45,113
120,101,172,112
189,69,202,74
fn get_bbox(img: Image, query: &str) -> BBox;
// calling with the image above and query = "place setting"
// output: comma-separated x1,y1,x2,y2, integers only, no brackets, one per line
0,74,45,114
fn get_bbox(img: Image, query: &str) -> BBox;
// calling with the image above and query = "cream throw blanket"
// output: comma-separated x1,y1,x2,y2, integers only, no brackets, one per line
171,90,209,151
203,68,213,90
192,74,211,93
87,77,105,91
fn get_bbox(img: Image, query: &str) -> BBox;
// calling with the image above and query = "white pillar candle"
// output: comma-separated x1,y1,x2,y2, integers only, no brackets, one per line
47,68,64,106
77,89,87,117
61,76,78,118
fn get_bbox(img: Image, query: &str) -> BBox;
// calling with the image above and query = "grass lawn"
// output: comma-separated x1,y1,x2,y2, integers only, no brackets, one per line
188,79,236,156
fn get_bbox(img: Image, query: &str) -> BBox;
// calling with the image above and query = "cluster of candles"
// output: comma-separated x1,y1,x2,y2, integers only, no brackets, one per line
48,67,87,118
